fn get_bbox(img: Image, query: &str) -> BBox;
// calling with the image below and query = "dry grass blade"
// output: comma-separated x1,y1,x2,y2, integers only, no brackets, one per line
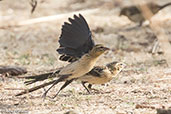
0,8,100,29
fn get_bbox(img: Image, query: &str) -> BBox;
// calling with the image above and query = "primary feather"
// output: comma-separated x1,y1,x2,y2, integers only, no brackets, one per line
57,14,95,62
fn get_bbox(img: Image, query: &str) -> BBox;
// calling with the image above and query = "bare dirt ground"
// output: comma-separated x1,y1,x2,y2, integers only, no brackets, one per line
0,0,171,114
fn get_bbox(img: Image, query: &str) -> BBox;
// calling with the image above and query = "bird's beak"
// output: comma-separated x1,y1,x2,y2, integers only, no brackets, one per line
123,63,126,68
104,47,110,51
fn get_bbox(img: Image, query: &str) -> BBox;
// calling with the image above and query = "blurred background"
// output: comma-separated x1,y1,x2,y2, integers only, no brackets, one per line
0,0,171,113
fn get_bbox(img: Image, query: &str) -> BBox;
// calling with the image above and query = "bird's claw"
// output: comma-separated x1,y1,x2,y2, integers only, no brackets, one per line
42,92,48,100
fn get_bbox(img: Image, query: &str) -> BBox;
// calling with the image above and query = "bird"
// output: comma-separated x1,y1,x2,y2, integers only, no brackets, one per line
79,61,125,93
16,14,109,98
16,61,125,96
119,2,171,26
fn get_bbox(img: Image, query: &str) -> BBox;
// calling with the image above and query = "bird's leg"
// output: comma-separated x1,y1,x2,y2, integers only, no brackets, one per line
42,74,70,99
81,82,91,94
88,84,92,89
42,79,61,99
139,21,143,27
53,79,74,98
43,88,46,92
88,84,100,93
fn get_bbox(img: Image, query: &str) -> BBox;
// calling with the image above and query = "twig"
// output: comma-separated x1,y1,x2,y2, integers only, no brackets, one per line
30,0,37,14
136,104,155,109
157,108,171,114
152,39,159,54
0,66,27,76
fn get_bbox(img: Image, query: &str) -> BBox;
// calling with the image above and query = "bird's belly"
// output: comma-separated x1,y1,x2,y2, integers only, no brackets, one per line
80,74,113,84
70,63,94,79
90,77,112,84
59,59,96,80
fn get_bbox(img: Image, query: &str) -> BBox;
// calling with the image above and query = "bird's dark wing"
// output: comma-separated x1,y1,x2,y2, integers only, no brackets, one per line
86,66,105,77
57,14,95,62
128,6,142,16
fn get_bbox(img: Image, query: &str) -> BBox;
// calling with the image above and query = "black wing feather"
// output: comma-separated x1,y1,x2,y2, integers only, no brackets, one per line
86,66,105,77
57,14,95,62
129,6,142,15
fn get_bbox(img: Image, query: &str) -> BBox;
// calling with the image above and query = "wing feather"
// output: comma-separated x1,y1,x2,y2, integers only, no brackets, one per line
57,14,95,62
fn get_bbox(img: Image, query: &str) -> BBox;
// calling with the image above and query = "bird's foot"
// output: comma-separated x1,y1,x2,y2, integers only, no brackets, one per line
52,93,58,99
42,91,48,100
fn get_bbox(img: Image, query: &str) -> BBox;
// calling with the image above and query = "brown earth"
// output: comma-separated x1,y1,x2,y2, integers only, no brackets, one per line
0,0,171,114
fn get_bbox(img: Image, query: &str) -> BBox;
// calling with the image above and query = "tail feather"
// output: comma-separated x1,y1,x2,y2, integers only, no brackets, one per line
25,72,53,79
24,72,53,85
16,72,71,96
160,2,171,10
16,80,56,96
24,70,60,85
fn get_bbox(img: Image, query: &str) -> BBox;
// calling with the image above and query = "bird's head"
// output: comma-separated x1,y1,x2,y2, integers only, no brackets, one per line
89,44,109,57
106,61,126,75
120,6,138,17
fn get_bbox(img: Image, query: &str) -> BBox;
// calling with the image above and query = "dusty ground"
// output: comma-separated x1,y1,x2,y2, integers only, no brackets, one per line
0,0,171,114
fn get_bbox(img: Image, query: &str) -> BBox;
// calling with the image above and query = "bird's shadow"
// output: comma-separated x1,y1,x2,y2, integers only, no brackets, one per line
25,89,114,101
42,90,113,100
78,90,112,95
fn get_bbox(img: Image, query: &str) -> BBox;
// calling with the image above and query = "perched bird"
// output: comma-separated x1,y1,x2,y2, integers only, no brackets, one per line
79,61,125,93
16,61,125,96
120,2,171,26
16,14,109,97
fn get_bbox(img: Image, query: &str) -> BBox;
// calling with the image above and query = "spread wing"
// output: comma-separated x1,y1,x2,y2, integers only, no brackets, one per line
57,14,95,62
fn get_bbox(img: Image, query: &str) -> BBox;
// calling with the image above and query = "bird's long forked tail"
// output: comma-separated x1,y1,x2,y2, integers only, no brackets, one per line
16,74,71,97
16,79,56,96
24,72,53,85
160,2,171,10
24,70,60,85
